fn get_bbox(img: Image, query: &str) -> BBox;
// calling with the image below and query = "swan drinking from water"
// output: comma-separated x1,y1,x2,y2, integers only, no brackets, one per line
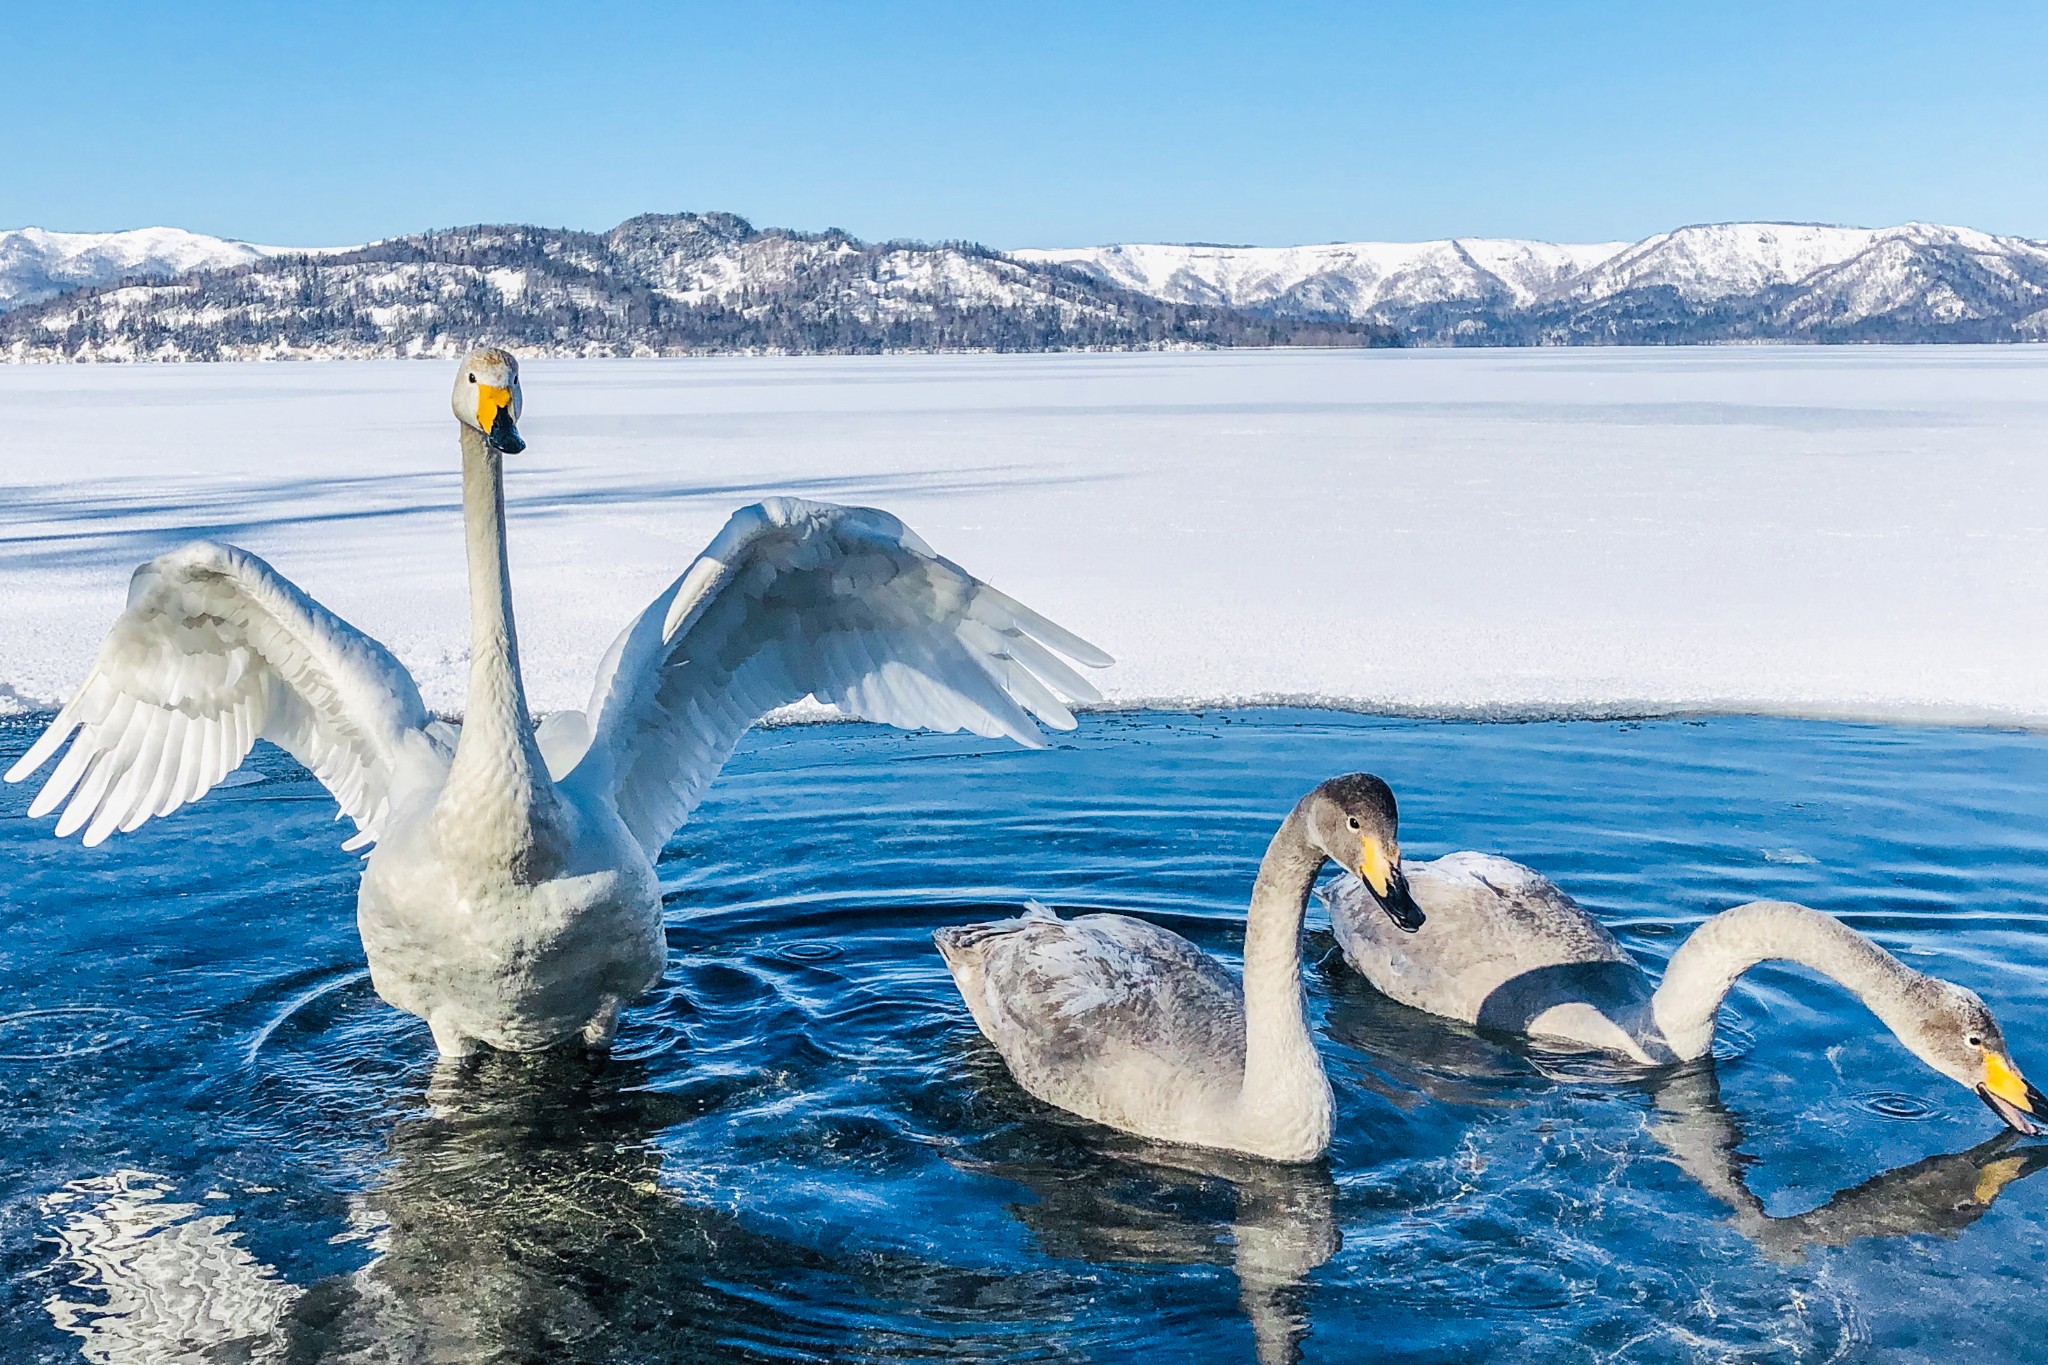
7,347,1108,1057
1323,851,2046,1134
935,774,1425,1163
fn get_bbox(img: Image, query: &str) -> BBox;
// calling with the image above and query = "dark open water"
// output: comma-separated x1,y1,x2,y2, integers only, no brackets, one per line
3,709,2046,1363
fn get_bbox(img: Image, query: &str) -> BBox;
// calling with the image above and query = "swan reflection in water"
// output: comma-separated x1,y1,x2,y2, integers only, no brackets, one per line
1647,1067,2048,1262
43,1051,1084,1364
951,1129,1338,1365
41,989,2046,1362
1320,958,2048,1261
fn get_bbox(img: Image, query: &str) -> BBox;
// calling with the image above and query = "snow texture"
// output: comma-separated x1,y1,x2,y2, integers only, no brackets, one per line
3,347,2045,725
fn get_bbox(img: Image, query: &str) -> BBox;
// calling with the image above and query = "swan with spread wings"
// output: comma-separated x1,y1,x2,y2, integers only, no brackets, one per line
7,347,1110,1057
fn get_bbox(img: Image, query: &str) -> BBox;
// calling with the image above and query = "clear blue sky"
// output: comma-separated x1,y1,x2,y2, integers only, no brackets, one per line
4,0,2043,248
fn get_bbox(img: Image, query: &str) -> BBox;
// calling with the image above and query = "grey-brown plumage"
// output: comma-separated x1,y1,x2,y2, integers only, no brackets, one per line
1323,849,2047,1134
935,774,1423,1163
1331,853,1650,1054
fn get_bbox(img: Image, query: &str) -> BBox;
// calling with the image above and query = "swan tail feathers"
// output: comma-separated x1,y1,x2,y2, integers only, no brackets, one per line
935,916,1047,1042
934,904,1061,974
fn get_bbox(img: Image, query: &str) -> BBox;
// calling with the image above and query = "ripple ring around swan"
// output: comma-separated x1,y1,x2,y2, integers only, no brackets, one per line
242,968,376,1068
0,1007,152,1062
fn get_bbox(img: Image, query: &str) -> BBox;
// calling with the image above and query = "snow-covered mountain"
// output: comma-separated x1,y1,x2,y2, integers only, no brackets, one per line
0,226,321,312
7,216,2048,356
0,214,1389,360
1016,238,1630,315
1022,222,2048,343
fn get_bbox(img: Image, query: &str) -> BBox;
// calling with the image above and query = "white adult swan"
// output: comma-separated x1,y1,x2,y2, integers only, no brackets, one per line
8,347,1109,1057
1323,851,2046,1134
935,774,1426,1163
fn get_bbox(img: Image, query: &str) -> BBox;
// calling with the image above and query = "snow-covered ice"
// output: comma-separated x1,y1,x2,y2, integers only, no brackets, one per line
3,346,2046,725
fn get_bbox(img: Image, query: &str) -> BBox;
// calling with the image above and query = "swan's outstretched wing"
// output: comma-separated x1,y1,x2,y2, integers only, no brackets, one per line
6,540,448,848
568,498,1110,858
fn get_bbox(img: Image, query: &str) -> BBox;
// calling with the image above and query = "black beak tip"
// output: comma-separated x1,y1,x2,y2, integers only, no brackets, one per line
488,409,525,454
1373,873,1426,935
1978,1083,2046,1137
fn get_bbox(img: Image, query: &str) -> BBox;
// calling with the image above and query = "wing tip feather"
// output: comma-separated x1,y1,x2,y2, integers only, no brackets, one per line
6,715,78,784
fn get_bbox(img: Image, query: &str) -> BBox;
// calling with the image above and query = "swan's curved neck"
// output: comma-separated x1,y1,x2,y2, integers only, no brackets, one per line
438,427,552,872
1651,901,1925,1061
1236,806,1332,1151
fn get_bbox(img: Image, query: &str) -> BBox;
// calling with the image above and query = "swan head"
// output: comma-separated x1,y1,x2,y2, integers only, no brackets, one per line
452,346,524,454
1897,981,2045,1135
1303,773,1425,934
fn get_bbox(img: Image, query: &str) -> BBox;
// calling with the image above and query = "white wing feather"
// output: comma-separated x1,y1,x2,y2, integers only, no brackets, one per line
5,540,448,848
566,498,1110,858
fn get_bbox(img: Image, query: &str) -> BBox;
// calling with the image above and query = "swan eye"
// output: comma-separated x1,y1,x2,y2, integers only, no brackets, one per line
1968,1034,1984,1048
468,372,477,382
1347,816,1360,830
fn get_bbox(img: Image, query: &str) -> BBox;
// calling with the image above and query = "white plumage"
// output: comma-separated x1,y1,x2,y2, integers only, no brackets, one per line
564,498,1108,858
8,348,1108,1057
9,539,445,850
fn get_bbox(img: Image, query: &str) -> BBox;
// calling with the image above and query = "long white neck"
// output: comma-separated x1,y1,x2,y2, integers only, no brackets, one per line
1651,901,1930,1061
436,426,555,876
1234,804,1332,1159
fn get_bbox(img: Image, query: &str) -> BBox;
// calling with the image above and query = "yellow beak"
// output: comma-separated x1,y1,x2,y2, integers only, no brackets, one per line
1359,835,1393,898
476,384,513,434
1353,832,1426,933
1984,1052,2036,1112
1978,1050,2047,1135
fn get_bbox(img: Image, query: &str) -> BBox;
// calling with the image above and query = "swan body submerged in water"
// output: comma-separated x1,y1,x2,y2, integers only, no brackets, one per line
8,347,1108,1057
1323,851,2046,1133
935,774,1426,1163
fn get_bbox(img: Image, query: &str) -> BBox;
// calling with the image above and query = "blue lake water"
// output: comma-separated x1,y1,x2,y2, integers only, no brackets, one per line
3,708,2047,1363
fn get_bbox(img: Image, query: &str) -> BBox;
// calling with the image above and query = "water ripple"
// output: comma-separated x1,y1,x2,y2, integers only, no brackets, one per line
0,1006,152,1062
4,709,2048,1363
1854,1090,1944,1121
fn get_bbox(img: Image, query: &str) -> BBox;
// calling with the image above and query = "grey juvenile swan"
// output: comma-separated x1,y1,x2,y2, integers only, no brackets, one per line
8,347,1108,1058
1323,851,2046,1134
935,774,1425,1163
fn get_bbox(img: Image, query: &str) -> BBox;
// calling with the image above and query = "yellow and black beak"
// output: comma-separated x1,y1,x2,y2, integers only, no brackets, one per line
1976,1051,2047,1136
477,385,524,454
1358,836,1425,934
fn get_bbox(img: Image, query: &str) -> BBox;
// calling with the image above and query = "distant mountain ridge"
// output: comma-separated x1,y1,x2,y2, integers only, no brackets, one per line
4,215,2047,357
0,226,322,312
1020,222,2048,343
0,215,1388,361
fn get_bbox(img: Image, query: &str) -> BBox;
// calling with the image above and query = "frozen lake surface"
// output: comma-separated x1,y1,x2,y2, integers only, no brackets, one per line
4,709,2047,1364
3,346,2047,723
